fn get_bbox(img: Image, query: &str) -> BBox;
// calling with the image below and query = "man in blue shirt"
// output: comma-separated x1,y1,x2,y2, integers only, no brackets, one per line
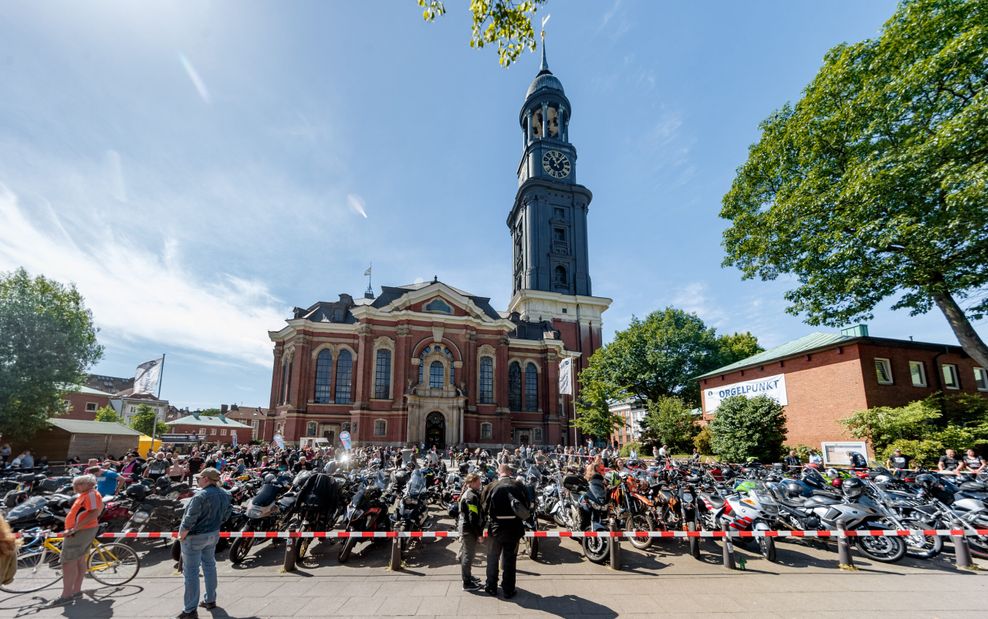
177,468,231,619
96,465,120,497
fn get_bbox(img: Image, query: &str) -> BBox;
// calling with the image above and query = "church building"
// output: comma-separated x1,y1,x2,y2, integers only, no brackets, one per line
267,49,611,448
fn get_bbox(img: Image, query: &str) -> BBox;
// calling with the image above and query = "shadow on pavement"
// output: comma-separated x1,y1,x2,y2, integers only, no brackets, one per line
503,591,618,618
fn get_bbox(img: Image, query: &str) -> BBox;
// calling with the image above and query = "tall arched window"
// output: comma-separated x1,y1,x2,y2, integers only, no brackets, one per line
314,349,333,403
554,265,568,289
508,362,522,411
280,360,290,405
525,363,538,411
335,349,353,404
374,349,391,399
429,360,445,389
479,356,494,404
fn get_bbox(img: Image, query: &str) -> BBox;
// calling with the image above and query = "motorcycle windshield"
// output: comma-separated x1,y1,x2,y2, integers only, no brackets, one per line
526,465,541,484
407,470,426,497
7,496,46,520
587,480,607,503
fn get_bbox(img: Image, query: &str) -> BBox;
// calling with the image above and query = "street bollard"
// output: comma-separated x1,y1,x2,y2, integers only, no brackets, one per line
389,535,402,571
951,526,978,571
608,518,621,570
836,523,856,571
721,523,735,570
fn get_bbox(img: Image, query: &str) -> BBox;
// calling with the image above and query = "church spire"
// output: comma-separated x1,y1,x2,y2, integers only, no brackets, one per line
539,15,551,74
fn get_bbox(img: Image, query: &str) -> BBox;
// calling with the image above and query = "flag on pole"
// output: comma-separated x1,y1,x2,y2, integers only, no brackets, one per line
133,357,164,395
363,265,372,277
558,357,573,395
232,429,238,447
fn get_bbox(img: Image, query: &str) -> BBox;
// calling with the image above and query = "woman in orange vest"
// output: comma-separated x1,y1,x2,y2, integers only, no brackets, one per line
51,475,103,606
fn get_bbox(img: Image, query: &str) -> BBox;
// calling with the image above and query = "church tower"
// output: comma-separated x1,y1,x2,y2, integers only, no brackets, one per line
507,43,611,369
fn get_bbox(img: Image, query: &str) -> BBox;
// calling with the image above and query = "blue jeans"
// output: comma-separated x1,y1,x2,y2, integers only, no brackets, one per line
181,532,219,613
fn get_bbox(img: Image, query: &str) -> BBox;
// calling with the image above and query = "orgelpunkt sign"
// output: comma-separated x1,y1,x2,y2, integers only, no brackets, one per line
703,374,788,413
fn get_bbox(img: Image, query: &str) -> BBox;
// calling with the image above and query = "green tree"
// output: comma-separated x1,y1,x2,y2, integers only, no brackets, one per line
130,404,167,437
94,406,120,423
418,0,548,67
640,396,699,454
842,399,942,452
579,307,762,408
0,268,103,441
573,380,623,439
721,0,988,369
709,395,788,462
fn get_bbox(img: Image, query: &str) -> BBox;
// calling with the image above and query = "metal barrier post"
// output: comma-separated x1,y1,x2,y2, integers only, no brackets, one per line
608,518,621,570
951,524,978,571
389,534,402,571
721,524,735,570
836,523,856,571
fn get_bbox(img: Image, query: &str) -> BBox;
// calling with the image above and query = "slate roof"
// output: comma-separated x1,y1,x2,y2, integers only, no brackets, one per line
85,374,133,395
64,385,115,397
49,419,141,436
166,415,250,429
293,281,502,323
696,332,857,380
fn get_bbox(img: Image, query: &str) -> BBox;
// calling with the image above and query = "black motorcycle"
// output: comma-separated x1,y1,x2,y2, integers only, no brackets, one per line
337,472,392,563
577,474,611,565
229,473,295,565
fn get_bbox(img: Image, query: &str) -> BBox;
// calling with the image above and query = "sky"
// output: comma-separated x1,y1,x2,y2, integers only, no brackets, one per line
2,0,980,410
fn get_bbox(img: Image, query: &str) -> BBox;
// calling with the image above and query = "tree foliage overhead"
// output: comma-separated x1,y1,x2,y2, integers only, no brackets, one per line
129,404,168,437
573,379,623,440
94,406,121,423
639,396,699,454
418,0,547,67
709,395,788,463
0,268,103,441
721,0,988,368
579,307,762,409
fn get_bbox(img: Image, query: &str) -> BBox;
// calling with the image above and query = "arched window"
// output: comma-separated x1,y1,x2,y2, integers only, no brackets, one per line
429,360,445,389
479,356,494,404
425,298,452,314
525,363,538,411
314,349,333,403
335,349,353,404
554,265,568,289
508,362,522,411
374,349,391,399
280,360,290,405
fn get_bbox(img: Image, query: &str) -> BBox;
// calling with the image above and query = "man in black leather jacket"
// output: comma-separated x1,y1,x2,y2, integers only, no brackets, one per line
481,464,529,598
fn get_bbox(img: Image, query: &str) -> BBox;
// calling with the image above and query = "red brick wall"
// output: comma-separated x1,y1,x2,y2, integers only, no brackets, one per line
857,342,986,408
62,392,111,420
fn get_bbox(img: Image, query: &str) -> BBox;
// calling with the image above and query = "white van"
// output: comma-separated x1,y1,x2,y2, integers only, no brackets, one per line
299,437,331,450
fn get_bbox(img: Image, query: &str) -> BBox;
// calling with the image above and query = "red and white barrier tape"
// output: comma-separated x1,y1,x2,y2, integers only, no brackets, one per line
20,528,988,540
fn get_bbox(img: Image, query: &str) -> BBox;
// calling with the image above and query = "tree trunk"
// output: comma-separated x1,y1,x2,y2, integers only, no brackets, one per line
931,289,988,370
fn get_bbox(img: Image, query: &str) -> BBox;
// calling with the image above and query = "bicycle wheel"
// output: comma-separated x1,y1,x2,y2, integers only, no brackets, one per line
87,542,140,586
0,544,62,594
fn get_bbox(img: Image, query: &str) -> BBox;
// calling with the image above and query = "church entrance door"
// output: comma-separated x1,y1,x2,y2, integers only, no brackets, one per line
425,412,446,450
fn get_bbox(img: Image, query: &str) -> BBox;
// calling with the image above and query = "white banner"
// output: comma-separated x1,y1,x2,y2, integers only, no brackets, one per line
133,357,164,395
558,357,573,395
703,373,787,413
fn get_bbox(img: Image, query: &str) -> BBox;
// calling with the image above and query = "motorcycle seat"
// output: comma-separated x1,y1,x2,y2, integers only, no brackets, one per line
804,493,842,506
705,494,726,508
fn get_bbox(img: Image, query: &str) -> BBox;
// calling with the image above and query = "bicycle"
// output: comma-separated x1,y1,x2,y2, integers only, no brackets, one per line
0,528,141,594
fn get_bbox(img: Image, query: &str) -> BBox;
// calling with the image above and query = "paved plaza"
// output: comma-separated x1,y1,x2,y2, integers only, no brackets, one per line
1,534,985,618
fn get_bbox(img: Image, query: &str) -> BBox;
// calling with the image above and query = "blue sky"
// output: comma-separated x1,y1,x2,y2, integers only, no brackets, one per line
3,0,978,410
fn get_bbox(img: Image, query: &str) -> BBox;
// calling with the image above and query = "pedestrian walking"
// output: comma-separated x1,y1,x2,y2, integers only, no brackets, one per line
458,473,484,590
177,468,231,619
51,475,103,606
481,463,529,598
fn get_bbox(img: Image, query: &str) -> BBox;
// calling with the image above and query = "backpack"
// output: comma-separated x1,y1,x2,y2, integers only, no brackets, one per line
509,494,531,521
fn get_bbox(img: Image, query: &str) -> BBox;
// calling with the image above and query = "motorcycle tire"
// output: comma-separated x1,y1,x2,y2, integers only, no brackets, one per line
229,537,253,565
627,513,654,551
901,519,942,559
758,535,777,562
338,536,356,564
582,535,609,564
855,533,906,563
687,521,701,560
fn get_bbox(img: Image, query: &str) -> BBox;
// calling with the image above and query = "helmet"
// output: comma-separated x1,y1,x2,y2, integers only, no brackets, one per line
781,480,803,498
841,477,865,499
825,468,840,479
914,473,938,491
124,484,147,501
263,473,276,483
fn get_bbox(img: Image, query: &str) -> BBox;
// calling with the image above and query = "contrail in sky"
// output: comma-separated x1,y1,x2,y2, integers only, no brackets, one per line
179,53,211,104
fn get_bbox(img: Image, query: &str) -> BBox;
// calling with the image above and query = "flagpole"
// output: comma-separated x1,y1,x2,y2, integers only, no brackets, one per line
152,354,165,444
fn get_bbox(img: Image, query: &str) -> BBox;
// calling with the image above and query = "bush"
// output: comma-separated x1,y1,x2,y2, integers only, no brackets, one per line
710,395,787,462
784,444,814,462
693,425,712,455
883,439,943,468
640,396,699,454
619,441,642,458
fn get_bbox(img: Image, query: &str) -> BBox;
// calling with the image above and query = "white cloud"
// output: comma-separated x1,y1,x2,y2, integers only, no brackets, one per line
179,53,211,104
0,185,284,367
671,281,727,328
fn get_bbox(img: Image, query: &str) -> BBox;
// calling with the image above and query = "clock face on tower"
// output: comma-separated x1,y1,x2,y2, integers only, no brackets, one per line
542,150,571,179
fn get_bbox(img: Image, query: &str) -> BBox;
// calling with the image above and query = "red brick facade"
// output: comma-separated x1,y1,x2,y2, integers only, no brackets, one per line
699,336,988,451
268,283,608,448
62,388,112,420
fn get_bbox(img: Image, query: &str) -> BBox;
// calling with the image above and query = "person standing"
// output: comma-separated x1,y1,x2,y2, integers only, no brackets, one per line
51,475,103,606
458,473,484,590
783,450,801,469
177,468,231,619
0,444,10,467
481,464,529,598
